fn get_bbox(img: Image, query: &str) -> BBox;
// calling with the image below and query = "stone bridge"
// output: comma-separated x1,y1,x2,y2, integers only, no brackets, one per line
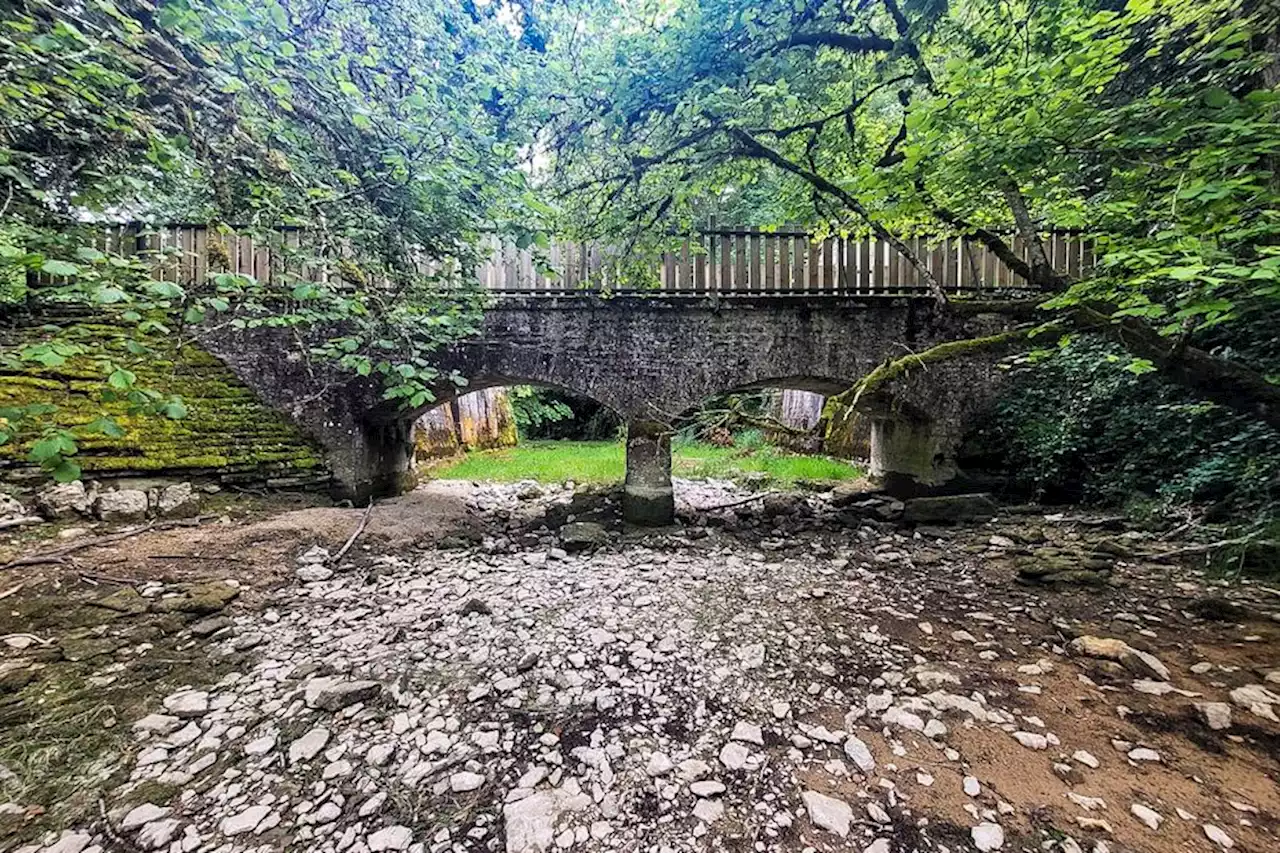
202,296,1018,524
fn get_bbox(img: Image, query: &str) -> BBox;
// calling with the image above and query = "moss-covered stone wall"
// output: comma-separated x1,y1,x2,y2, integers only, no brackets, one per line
0,317,328,489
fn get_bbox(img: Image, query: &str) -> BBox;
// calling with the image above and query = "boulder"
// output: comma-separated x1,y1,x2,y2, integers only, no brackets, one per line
901,493,997,524
156,482,199,518
94,489,149,522
35,480,90,520
0,493,27,519
305,678,382,711
559,521,609,551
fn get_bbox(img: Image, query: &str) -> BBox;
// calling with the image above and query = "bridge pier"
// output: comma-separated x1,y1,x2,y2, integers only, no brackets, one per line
622,421,675,526
867,415,957,497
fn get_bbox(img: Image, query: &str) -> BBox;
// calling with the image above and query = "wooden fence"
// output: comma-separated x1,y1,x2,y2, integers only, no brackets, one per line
78,224,1093,297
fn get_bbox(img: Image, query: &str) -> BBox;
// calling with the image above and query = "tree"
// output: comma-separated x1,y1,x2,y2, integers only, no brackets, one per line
543,0,1280,429
0,0,548,479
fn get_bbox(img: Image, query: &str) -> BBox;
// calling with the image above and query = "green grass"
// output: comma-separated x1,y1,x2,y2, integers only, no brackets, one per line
433,439,863,486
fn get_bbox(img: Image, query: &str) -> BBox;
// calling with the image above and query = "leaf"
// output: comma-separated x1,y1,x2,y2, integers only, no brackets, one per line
40,259,80,276
161,399,188,419
52,458,82,483
107,367,136,389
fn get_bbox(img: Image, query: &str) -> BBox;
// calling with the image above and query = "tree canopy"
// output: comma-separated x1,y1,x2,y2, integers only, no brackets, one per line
2,0,1279,487
543,0,1280,426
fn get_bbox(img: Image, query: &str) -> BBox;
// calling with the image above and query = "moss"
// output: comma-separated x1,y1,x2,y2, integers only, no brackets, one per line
0,317,328,483
831,324,1062,411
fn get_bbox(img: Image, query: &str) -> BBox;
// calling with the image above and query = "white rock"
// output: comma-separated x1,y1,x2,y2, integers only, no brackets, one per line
1131,803,1163,830
1012,731,1047,750
450,771,486,792
161,690,209,718
719,741,749,770
692,798,724,823
368,825,414,851
1195,702,1232,731
221,805,271,836
44,831,93,853
864,840,892,853
844,735,875,773
971,822,1004,851
690,780,726,797
963,776,981,796
801,790,853,837
730,721,764,745
1127,747,1161,763
1202,824,1234,848
645,751,673,776
1072,750,1100,768
137,818,180,850
122,803,169,830
288,727,331,764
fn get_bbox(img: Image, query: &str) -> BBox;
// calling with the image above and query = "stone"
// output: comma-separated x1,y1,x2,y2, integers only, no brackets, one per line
94,489,149,522
1196,702,1232,730
288,726,331,764
368,825,414,851
306,678,381,711
122,803,169,830
161,690,209,718
802,790,853,837
297,565,335,582
503,791,564,853
44,832,92,853
1127,747,1161,763
901,494,997,524
1229,684,1280,721
156,483,199,518
844,735,875,773
689,780,726,797
1202,824,1234,848
971,822,1005,851
963,775,981,796
137,818,180,850
692,798,724,823
645,751,673,776
450,771,485,792
864,841,892,853
1013,731,1048,750
719,741,749,770
1069,636,1169,680
221,804,271,836
1131,803,1163,830
133,713,182,736
1072,750,1100,769
35,480,90,520
559,521,609,551
730,721,763,745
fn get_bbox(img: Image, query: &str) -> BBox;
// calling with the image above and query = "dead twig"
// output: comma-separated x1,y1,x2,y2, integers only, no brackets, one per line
331,500,375,564
1152,532,1275,562
79,572,142,586
1,515,215,571
0,582,23,599
0,516,44,532
1,632,54,646
693,490,778,512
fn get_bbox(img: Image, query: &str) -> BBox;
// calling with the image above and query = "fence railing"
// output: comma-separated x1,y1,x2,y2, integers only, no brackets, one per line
73,224,1093,297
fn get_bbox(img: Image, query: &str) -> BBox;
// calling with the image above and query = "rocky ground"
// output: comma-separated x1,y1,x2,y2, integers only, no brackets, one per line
2,479,1278,853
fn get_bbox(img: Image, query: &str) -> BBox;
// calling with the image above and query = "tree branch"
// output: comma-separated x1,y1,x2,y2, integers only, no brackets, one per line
778,32,896,54
727,128,947,303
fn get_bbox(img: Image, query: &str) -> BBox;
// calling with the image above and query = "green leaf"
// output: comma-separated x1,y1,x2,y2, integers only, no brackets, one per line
107,367,136,389
40,259,80,276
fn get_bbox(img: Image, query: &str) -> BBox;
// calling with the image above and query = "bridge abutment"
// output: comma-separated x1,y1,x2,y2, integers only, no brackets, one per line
623,421,675,526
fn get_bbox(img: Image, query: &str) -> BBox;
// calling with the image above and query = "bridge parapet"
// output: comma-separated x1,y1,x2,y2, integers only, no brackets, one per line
81,224,1089,298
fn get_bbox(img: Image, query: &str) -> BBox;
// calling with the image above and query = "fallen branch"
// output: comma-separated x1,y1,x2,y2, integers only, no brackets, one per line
1,632,53,646
0,582,22,599
79,572,143,586
0,516,44,532
331,500,375,564
1151,533,1276,562
694,490,778,512
1,515,213,571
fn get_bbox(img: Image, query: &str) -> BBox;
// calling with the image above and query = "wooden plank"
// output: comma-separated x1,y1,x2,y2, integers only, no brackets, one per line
680,239,692,292
820,238,834,293
694,237,707,292
764,235,776,293
748,230,761,292
792,235,805,294
719,232,731,291
193,225,208,288
859,238,872,294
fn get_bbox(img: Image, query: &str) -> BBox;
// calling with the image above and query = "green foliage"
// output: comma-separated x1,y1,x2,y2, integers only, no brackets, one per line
965,338,1280,510
0,0,549,478
509,386,576,435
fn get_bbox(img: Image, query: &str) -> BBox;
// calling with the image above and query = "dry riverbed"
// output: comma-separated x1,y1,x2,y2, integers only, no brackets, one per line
1,480,1278,853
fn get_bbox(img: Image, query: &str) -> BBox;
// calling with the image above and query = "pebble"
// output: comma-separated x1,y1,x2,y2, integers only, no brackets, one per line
802,790,853,837
1131,803,1163,830
971,822,1005,851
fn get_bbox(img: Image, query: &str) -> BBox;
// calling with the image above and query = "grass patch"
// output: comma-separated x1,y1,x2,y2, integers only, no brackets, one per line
433,439,863,487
